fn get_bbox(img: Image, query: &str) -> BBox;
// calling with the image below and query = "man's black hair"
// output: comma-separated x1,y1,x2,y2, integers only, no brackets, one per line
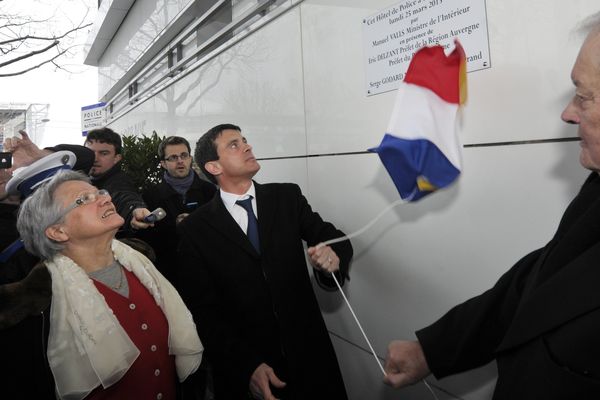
158,136,191,160
84,127,122,154
195,124,241,185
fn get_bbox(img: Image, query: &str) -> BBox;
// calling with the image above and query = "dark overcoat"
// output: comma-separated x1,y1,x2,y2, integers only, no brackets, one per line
417,172,600,399
142,173,216,282
91,162,146,229
177,182,352,399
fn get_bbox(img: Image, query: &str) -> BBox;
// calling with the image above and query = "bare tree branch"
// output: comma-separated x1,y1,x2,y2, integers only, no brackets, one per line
0,3,93,77
0,46,69,77
0,40,58,68
0,22,92,46
1,16,50,30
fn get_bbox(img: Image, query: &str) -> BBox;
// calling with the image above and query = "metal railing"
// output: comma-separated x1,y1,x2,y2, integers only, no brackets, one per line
104,0,300,124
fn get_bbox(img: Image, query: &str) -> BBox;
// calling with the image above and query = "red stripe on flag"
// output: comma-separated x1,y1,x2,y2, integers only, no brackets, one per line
404,41,465,104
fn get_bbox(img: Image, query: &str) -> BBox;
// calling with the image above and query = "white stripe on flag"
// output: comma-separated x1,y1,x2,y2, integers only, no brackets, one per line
387,82,462,170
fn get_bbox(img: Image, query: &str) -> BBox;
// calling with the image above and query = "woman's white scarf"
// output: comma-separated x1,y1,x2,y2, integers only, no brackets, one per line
45,239,203,400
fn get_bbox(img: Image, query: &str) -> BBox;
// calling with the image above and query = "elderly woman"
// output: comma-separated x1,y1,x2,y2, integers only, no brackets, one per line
16,169,203,400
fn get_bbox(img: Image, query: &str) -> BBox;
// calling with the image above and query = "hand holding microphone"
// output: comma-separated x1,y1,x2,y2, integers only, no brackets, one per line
143,207,167,223
130,207,167,229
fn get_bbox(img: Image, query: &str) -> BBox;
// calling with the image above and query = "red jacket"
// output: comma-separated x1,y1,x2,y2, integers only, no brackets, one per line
88,269,176,399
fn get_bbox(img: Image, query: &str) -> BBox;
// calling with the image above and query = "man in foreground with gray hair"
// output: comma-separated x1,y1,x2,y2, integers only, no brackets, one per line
384,12,600,399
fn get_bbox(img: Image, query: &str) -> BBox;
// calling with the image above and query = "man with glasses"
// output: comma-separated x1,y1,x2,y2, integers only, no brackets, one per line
142,136,217,399
142,136,216,283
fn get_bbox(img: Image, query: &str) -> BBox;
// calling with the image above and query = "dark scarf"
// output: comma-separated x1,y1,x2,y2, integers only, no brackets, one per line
163,169,194,196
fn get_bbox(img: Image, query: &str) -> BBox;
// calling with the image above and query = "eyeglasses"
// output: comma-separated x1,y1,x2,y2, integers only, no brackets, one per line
164,152,190,162
62,189,110,216
47,189,111,229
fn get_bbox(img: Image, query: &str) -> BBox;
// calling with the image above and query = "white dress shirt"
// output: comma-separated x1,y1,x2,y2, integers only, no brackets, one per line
220,183,258,234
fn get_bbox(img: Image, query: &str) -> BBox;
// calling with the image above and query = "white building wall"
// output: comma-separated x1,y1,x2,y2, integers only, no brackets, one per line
97,0,197,97
98,1,598,398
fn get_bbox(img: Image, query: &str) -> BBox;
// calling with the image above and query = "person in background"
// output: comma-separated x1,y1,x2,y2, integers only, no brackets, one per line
84,127,152,231
142,136,217,283
383,12,600,399
16,169,203,399
1,130,94,203
177,123,352,400
1,131,95,271
0,131,96,399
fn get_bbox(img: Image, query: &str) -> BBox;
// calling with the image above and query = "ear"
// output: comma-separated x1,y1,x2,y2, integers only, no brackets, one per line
160,160,167,170
204,161,221,178
114,153,123,164
45,224,69,243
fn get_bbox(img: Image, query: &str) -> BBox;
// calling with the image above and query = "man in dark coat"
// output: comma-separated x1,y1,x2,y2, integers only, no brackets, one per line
383,14,600,399
142,136,216,283
177,124,352,399
84,127,152,231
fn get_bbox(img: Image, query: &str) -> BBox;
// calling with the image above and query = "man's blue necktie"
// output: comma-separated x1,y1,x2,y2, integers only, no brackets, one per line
236,197,260,253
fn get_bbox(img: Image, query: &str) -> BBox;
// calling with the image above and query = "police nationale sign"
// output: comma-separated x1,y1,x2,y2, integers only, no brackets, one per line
81,102,106,135
363,0,490,96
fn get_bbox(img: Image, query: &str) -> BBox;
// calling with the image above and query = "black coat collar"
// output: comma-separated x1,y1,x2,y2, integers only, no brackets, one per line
498,173,600,351
497,240,600,352
90,161,122,186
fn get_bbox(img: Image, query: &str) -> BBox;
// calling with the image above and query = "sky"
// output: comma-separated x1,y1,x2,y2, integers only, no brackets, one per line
1,0,99,147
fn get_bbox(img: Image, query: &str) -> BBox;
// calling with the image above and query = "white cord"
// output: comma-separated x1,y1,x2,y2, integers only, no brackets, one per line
423,379,441,400
331,272,386,376
319,197,408,247
317,191,418,379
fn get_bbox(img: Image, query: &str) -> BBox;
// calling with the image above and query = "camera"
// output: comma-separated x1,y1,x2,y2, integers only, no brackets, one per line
0,152,12,169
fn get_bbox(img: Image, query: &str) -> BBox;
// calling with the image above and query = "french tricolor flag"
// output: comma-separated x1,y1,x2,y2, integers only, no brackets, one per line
369,40,467,202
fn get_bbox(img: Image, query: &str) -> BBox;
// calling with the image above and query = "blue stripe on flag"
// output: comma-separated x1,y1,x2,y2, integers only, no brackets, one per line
369,133,460,201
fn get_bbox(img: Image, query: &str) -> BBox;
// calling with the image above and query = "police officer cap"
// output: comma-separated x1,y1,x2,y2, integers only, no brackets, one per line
6,150,76,198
